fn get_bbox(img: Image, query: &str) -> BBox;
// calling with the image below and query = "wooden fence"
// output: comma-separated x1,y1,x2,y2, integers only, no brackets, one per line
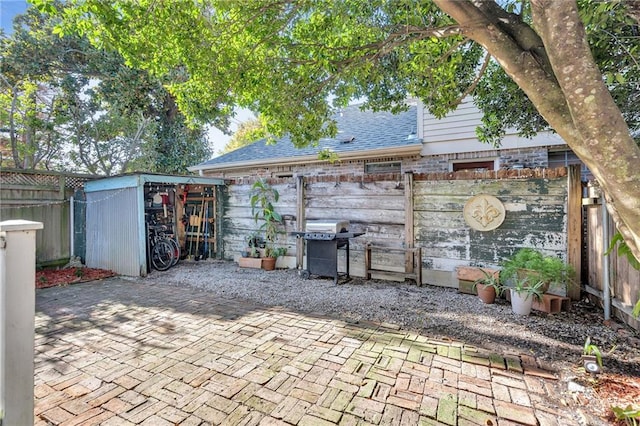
584,189,640,330
0,169,96,266
222,167,576,287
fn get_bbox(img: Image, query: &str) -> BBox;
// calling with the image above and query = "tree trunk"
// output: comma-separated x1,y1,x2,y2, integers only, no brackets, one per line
530,0,640,261
434,0,640,261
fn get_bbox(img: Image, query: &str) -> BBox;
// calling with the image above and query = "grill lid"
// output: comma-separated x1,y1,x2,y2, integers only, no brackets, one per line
305,220,349,234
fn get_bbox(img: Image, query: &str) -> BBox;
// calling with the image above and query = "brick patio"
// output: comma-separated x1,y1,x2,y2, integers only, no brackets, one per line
34,278,579,425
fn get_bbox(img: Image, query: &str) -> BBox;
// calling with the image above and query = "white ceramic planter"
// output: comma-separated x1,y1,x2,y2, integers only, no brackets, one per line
510,289,534,315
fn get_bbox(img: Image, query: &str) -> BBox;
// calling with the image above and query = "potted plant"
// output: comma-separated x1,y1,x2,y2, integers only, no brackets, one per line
242,232,262,258
472,269,502,304
508,276,545,315
501,248,575,294
250,179,285,270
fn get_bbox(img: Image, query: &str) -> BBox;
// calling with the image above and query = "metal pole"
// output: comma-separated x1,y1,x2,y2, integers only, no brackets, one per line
70,196,75,259
601,196,611,321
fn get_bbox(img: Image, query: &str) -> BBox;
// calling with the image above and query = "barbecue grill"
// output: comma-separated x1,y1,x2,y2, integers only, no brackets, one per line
291,220,365,284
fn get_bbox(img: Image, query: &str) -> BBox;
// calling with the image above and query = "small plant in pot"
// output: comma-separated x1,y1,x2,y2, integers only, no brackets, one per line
243,233,263,258
501,248,575,294
507,276,545,315
472,269,502,304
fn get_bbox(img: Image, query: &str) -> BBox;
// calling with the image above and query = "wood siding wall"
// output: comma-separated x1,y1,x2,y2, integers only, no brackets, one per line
423,98,483,144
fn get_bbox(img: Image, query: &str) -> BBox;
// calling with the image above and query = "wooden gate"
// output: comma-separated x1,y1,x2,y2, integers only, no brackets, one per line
584,184,640,330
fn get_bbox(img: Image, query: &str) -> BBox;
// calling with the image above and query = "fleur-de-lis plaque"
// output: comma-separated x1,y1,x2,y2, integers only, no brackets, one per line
463,194,506,231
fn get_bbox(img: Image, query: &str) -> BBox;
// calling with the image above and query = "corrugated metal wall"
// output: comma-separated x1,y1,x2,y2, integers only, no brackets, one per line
85,187,141,276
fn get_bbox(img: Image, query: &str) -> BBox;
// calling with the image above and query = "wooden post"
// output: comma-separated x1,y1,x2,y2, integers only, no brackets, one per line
404,172,415,276
1,220,43,425
567,165,582,300
215,186,223,259
296,176,305,269
365,243,372,280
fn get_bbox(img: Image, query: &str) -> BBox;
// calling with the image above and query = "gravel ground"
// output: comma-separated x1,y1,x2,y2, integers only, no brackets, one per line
139,259,640,378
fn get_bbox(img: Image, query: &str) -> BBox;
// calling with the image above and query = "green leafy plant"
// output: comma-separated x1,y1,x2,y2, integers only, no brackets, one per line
583,337,603,368
265,246,287,259
509,276,545,302
606,232,640,270
74,267,84,277
611,405,640,426
472,269,503,295
250,179,285,258
501,248,575,292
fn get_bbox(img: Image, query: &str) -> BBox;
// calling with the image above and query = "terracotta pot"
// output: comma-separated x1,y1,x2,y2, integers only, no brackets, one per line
476,284,497,304
262,257,276,271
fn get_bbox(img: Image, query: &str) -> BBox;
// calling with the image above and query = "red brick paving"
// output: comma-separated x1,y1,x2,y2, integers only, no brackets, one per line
34,279,580,425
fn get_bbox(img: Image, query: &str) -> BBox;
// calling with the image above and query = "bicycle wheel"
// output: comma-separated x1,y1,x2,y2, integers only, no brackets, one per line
151,240,175,271
167,237,181,266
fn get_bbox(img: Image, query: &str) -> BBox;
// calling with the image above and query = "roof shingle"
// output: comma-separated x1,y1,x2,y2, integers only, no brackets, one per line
195,104,419,168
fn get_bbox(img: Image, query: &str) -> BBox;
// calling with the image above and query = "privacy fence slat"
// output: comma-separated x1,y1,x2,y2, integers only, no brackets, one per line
585,198,640,330
1,169,96,265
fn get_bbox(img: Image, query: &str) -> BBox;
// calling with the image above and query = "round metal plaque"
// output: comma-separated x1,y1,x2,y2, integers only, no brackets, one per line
463,194,506,231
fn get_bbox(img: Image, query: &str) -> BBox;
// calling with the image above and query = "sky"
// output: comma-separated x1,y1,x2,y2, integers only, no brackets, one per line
0,0,254,158
1,0,28,34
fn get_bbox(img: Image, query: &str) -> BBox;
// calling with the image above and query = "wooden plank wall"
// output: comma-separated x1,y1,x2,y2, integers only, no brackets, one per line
585,201,640,330
223,178,299,259
0,170,89,265
222,174,407,276
413,169,570,288
223,169,572,286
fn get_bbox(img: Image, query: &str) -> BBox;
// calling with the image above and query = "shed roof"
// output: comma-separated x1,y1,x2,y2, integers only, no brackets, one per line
191,103,420,172
84,172,225,192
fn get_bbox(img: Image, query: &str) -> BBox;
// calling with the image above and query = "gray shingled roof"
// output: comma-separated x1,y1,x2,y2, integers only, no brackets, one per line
194,104,419,168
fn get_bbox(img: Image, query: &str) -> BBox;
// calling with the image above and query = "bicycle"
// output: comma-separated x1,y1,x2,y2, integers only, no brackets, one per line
149,223,180,271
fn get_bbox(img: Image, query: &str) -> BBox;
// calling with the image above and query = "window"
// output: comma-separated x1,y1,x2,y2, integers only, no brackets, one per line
365,161,401,174
452,160,495,172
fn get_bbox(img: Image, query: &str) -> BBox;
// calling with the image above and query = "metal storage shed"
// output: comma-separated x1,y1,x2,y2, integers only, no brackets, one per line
84,173,225,276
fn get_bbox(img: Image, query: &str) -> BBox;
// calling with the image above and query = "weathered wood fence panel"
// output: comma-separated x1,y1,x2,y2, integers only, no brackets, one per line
223,170,573,287
585,198,640,330
222,174,407,275
0,169,94,265
223,179,298,259
413,171,569,288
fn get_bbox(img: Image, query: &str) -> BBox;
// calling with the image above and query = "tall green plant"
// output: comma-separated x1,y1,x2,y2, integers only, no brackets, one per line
249,179,284,258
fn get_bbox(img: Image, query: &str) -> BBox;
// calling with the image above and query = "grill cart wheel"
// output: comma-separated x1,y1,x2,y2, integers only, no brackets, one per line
300,270,311,279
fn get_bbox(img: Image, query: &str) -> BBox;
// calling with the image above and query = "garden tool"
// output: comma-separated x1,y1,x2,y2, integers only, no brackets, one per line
202,200,209,260
159,191,169,217
194,198,205,260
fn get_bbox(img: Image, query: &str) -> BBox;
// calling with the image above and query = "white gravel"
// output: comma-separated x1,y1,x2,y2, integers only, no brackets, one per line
139,259,640,377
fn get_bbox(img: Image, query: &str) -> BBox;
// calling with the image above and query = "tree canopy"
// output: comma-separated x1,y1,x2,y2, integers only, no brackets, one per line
219,117,265,155
1,6,211,174
33,0,640,259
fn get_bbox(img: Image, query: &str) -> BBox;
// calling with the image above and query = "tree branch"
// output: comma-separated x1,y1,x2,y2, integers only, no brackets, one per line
448,51,492,109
